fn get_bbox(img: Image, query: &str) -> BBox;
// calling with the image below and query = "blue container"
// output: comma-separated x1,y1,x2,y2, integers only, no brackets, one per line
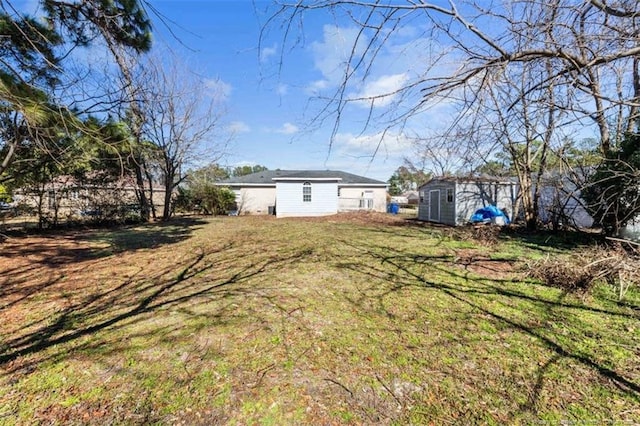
388,203,399,214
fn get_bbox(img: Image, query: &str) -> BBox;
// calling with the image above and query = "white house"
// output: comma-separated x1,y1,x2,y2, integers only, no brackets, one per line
217,170,387,218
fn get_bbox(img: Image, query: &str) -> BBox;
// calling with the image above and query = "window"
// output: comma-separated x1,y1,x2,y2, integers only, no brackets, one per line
419,191,425,203
364,191,374,209
303,182,311,202
446,188,454,203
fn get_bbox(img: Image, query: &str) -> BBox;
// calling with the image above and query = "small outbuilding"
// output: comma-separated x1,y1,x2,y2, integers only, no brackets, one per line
418,176,518,226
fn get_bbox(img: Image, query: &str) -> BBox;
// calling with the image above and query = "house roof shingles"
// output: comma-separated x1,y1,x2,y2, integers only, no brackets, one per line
218,170,386,186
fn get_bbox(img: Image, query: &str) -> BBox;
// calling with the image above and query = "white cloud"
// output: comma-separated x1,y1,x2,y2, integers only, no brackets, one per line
351,73,409,108
276,122,299,135
305,79,329,95
334,131,414,156
260,44,277,63
305,23,449,109
204,78,232,101
310,25,367,87
227,121,250,134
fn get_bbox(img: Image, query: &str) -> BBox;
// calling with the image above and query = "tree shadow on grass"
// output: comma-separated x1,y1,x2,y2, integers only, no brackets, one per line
496,227,606,252
77,217,210,254
0,237,312,373
1,217,209,261
332,239,640,415
362,217,604,254
0,217,211,312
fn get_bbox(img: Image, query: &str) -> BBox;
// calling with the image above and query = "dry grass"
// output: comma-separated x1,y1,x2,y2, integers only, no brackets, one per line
527,244,640,299
0,214,639,424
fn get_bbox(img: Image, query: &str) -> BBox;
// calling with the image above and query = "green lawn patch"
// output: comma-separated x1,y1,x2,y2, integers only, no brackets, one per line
0,215,638,424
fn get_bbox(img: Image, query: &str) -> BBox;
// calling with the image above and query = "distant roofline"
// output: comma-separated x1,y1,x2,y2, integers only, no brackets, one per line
272,177,343,182
217,169,386,186
338,182,387,187
214,183,274,187
216,181,388,187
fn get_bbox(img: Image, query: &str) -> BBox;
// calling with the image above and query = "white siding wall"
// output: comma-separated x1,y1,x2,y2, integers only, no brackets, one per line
455,182,516,225
338,186,387,212
233,187,276,215
537,183,593,228
276,181,338,218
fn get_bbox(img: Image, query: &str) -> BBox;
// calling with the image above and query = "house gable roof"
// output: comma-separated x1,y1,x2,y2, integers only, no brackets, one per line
218,170,386,186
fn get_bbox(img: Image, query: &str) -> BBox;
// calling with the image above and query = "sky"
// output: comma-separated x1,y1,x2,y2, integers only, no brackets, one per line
11,0,606,183
142,0,430,182
13,0,463,182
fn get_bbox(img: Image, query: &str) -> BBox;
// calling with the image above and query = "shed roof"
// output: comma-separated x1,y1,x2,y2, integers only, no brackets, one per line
218,170,386,186
418,175,517,189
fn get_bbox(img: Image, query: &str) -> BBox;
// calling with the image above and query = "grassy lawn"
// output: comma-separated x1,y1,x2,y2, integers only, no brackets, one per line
0,214,638,424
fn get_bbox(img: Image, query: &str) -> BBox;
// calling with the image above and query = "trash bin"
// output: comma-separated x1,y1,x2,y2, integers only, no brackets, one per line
388,203,399,214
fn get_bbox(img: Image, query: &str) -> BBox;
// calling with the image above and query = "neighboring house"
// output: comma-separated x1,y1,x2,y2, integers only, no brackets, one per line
390,191,419,205
405,190,420,205
536,173,594,229
389,195,408,204
14,175,166,220
418,176,518,226
217,170,387,218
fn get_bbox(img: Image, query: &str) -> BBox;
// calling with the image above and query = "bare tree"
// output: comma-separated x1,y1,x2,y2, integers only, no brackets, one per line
266,0,640,228
136,52,228,220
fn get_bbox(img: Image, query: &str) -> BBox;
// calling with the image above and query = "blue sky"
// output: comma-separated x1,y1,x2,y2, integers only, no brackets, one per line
146,0,429,182
13,1,605,182
15,0,457,182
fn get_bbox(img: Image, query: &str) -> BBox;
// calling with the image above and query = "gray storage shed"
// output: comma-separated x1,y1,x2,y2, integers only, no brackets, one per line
418,176,518,226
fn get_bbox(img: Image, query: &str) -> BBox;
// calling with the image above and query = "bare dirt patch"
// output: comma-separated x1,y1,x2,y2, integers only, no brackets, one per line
284,210,411,226
454,248,520,280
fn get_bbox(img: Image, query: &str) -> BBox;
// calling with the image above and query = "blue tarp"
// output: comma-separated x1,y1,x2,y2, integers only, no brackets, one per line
470,205,510,225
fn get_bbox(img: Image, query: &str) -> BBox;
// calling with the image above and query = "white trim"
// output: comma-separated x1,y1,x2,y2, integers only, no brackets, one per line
217,181,385,187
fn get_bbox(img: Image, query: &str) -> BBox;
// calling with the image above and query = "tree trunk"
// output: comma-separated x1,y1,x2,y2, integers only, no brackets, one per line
143,163,156,220
517,171,537,230
161,166,174,220
162,177,173,221
132,158,150,222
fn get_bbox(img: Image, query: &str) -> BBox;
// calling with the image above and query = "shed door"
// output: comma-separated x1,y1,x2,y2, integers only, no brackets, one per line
429,190,440,221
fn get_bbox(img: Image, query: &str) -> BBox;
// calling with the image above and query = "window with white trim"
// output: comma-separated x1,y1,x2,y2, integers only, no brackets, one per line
303,182,311,202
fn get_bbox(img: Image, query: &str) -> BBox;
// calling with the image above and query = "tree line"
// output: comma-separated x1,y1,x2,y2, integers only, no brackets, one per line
0,0,229,227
